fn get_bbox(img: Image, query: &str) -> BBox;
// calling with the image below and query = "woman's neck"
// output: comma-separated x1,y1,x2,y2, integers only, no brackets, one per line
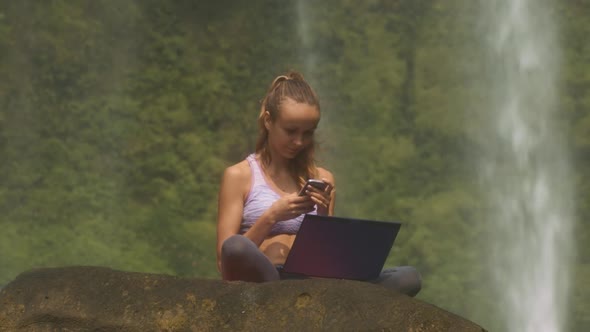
260,150,292,179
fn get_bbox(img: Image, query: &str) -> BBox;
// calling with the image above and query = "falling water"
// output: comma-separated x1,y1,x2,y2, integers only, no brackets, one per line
478,1,574,331
295,0,317,80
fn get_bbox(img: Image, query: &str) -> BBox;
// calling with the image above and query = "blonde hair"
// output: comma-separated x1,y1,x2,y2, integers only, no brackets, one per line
256,71,320,187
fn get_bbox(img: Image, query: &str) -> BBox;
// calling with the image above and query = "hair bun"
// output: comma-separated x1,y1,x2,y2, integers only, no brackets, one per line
271,71,305,87
286,71,305,81
270,75,288,87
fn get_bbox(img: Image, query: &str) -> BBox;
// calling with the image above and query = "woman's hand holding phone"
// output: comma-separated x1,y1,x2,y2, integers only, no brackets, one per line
300,178,334,215
268,193,316,222
298,179,328,196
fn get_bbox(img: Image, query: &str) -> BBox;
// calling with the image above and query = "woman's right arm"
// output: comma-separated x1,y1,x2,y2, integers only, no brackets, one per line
216,163,316,272
216,164,279,272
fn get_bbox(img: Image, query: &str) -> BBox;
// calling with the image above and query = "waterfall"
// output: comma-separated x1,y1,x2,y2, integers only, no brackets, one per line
477,0,575,331
295,0,317,80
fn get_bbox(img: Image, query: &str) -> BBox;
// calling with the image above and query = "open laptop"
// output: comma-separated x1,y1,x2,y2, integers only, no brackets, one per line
281,214,402,280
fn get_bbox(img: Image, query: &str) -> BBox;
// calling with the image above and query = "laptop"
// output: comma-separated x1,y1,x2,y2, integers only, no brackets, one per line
281,214,402,280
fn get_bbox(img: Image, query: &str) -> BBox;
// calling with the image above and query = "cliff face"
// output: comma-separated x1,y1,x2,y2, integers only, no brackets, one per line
0,266,486,332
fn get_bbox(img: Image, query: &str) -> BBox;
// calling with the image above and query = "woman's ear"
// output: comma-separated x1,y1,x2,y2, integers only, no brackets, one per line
263,111,272,130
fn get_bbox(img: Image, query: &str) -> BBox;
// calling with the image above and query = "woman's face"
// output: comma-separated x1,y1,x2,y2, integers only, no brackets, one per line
265,97,320,159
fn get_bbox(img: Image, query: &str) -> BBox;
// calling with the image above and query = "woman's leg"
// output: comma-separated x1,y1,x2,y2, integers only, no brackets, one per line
370,266,422,297
220,234,280,282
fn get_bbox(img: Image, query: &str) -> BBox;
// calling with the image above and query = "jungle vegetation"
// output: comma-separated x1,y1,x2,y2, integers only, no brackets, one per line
1,1,589,330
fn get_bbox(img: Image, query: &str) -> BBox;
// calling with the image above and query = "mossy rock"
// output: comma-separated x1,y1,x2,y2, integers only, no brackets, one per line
0,266,486,331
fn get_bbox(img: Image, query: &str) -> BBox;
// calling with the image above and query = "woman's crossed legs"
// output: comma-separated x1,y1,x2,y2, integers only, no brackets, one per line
220,234,421,297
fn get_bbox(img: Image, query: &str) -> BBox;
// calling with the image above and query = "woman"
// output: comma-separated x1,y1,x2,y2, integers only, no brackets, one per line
216,71,421,296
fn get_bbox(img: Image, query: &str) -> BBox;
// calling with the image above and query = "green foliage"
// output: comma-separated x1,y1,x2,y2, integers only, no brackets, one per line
0,0,589,330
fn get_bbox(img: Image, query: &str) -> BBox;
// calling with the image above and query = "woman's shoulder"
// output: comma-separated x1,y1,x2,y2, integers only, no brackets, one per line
316,166,335,183
220,159,253,200
223,159,251,182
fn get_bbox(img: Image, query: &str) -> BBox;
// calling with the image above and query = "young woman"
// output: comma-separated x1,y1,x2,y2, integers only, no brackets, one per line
216,71,421,296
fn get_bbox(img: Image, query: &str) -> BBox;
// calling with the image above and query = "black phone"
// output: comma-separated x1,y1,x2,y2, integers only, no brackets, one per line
298,179,328,196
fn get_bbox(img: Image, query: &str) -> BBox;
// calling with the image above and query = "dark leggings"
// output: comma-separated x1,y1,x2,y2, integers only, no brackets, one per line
221,234,422,297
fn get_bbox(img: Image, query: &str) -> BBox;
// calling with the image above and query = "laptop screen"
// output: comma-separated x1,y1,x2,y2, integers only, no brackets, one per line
282,214,401,280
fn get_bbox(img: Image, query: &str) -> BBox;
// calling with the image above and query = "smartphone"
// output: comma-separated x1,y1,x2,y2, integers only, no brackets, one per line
298,179,328,196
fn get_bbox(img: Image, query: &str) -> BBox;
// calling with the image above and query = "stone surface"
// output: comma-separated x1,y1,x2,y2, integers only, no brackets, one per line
0,266,487,331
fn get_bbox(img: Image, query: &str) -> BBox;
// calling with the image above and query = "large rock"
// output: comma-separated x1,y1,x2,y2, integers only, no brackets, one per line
0,266,486,331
